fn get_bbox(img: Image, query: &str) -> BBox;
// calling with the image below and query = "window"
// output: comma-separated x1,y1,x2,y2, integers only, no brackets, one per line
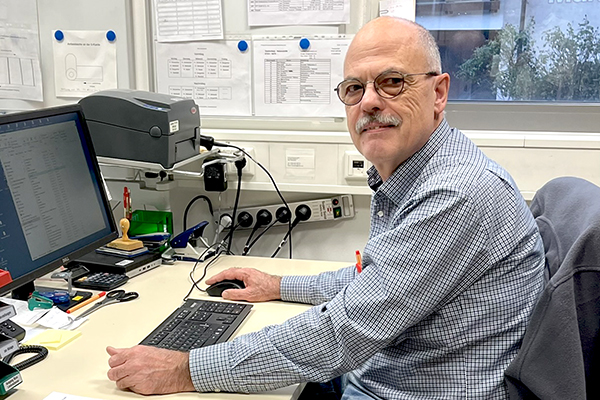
417,0,600,103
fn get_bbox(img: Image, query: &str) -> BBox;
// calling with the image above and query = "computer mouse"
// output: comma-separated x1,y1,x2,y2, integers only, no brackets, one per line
206,279,246,297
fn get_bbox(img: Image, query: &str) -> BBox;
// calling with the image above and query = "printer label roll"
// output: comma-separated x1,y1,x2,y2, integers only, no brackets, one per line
170,120,179,133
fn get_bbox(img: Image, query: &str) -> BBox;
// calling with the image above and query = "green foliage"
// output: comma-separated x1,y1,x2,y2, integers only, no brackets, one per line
457,17,600,101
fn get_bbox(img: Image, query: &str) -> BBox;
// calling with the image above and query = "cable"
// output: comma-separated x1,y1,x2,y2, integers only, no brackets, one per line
242,209,272,255
226,157,247,254
243,207,291,256
214,142,293,258
3,345,48,370
183,195,214,231
182,244,223,301
271,205,311,258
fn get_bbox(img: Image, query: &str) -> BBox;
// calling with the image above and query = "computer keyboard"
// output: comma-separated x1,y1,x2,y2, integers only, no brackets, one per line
140,299,252,351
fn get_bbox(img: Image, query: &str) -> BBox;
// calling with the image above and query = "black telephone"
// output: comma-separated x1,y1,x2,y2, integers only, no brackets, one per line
0,320,26,342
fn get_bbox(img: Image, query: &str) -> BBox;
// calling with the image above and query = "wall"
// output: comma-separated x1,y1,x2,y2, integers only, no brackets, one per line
0,0,134,111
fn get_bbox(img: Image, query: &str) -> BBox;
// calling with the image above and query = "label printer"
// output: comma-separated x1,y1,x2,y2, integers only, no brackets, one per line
79,89,201,169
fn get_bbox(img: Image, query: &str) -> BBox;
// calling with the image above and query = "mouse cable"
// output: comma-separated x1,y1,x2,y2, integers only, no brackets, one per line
182,244,225,301
183,244,218,300
3,345,48,371
215,143,293,258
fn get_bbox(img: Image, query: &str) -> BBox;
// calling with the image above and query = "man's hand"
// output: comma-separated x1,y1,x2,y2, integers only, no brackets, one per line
206,267,282,302
107,345,195,395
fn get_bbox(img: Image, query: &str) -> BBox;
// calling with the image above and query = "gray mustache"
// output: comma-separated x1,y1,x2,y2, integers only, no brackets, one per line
356,113,401,133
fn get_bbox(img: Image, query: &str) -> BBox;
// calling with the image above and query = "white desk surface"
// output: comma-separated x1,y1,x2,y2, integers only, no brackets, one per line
9,255,347,400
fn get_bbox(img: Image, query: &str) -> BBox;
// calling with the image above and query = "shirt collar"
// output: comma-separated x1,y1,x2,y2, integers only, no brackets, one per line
367,119,452,201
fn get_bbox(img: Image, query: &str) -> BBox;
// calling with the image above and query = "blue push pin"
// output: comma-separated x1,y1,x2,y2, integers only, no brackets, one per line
237,40,248,53
106,30,117,42
54,30,64,41
299,38,310,50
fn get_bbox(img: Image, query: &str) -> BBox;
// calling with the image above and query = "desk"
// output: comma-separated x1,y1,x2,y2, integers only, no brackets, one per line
10,255,347,400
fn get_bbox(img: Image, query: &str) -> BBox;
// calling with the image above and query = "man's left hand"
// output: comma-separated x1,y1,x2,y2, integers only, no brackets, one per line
107,345,196,395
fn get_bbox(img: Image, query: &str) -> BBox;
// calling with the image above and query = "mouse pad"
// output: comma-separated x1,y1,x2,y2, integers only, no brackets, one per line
56,290,92,312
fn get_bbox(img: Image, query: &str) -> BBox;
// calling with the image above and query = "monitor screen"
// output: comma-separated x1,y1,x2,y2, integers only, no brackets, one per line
0,105,117,298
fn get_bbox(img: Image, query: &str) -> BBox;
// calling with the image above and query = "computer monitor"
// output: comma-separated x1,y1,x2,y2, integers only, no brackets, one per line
0,104,118,299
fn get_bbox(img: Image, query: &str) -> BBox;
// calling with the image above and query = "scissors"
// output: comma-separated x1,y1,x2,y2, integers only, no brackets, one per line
75,289,139,320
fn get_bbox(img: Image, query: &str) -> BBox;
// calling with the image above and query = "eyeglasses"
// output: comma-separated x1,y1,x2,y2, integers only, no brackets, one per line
334,71,439,106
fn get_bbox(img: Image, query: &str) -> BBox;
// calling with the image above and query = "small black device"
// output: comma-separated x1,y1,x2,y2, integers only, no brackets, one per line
204,163,227,192
140,299,252,351
72,272,129,291
0,321,25,342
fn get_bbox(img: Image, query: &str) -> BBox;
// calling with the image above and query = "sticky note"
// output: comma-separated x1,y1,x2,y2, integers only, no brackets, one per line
24,329,81,350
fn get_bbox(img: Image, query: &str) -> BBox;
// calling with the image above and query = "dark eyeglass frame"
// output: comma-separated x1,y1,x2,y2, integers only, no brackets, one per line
334,71,439,106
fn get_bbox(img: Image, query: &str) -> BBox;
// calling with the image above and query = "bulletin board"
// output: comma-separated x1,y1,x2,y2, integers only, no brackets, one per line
149,0,380,131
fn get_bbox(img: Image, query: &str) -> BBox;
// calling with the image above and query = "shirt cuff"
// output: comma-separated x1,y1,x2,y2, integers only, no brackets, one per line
189,343,237,393
280,275,317,304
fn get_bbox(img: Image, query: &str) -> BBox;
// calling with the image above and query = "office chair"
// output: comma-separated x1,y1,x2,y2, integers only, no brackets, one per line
504,177,600,399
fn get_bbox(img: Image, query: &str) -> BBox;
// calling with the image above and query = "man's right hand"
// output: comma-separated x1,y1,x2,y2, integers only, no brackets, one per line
205,268,282,302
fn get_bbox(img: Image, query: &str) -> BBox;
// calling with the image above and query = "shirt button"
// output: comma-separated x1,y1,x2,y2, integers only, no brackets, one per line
377,210,384,217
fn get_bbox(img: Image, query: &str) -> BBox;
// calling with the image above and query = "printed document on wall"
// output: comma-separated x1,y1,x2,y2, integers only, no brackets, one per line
155,40,252,116
253,38,350,118
52,31,117,98
379,0,416,21
154,0,224,42
0,0,43,101
248,0,350,26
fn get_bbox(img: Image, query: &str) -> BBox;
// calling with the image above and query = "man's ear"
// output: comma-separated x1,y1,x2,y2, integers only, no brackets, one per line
433,73,450,119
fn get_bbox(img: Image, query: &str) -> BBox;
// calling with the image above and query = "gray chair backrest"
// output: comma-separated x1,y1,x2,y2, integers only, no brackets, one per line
505,176,600,399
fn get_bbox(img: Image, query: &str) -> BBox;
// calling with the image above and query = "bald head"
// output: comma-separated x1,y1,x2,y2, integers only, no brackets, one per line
346,17,442,75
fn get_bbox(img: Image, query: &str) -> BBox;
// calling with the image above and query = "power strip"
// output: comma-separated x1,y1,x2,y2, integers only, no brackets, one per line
223,195,355,229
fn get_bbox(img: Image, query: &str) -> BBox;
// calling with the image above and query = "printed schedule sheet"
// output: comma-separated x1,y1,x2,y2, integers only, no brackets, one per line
253,38,350,118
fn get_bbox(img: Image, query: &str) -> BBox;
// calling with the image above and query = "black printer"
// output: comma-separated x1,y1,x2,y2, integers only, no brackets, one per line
79,89,200,169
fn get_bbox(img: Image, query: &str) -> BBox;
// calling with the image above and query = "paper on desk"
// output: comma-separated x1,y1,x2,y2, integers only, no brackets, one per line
44,392,107,400
0,298,86,330
0,297,47,326
36,308,87,330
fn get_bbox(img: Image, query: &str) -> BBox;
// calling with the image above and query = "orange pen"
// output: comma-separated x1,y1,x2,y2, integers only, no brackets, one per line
66,291,106,314
355,250,362,273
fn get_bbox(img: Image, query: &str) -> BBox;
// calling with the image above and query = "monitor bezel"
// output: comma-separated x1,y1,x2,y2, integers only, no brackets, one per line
0,104,118,298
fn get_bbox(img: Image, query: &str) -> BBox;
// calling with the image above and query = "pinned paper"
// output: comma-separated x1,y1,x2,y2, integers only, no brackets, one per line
25,329,81,350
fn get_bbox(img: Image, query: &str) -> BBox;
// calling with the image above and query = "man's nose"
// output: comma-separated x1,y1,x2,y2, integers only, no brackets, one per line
360,82,384,112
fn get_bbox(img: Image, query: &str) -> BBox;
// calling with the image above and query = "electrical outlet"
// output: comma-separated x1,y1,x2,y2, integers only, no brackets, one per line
225,147,256,178
344,151,371,181
225,195,355,229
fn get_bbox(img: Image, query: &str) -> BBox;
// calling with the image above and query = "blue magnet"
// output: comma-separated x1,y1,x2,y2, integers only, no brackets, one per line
299,38,310,50
54,30,64,41
106,30,116,42
237,40,248,52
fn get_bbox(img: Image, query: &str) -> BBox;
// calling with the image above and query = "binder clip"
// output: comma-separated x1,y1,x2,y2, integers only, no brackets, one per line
28,292,53,311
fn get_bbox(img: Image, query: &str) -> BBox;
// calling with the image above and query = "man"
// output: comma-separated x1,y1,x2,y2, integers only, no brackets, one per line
107,17,545,399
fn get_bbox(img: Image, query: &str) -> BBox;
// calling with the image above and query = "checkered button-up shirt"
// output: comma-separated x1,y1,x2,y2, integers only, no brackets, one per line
189,119,545,399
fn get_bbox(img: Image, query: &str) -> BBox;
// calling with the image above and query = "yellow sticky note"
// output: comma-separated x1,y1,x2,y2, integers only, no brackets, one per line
24,329,81,350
